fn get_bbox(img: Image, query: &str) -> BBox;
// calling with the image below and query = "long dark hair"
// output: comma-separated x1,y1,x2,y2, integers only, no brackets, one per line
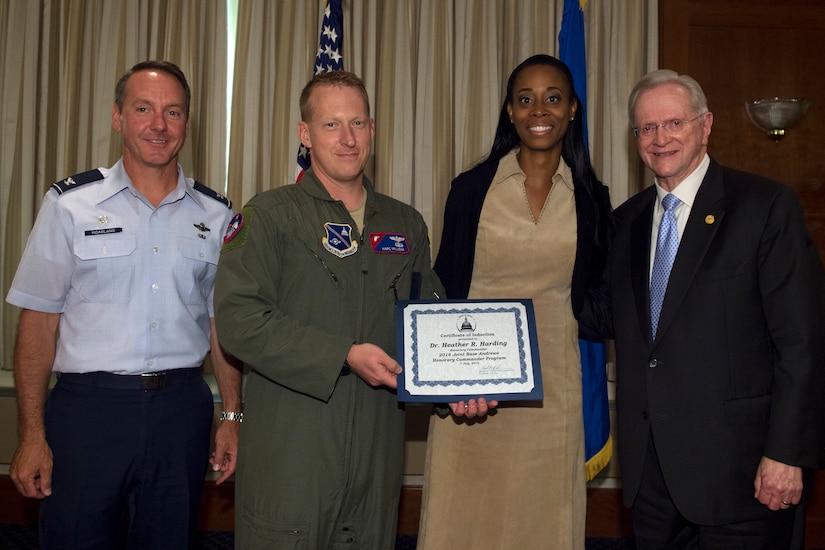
483,54,610,252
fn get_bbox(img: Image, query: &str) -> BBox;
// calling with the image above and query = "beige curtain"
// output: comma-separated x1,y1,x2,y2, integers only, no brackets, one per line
2,0,658,370
588,0,659,206
226,0,659,252
0,0,227,370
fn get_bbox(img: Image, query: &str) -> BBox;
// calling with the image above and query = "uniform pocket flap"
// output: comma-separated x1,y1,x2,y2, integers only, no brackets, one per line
178,236,219,265
73,235,136,260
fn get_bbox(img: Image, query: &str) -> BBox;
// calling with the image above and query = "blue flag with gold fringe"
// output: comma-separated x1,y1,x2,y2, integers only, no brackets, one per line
296,0,344,182
559,0,613,481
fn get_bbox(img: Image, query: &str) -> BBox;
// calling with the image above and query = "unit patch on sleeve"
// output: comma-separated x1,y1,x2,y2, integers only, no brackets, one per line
223,212,244,243
370,232,410,254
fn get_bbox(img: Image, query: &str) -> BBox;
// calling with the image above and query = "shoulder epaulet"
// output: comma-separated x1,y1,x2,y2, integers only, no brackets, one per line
193,181,232,209
51,169,105,195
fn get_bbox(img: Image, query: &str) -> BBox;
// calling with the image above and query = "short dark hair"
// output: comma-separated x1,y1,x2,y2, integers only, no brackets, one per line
114,60,191,117
299,70,371,121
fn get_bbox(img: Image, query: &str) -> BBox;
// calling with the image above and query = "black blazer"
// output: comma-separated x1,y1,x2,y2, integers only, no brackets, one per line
587,158,825,525
433,159,611,339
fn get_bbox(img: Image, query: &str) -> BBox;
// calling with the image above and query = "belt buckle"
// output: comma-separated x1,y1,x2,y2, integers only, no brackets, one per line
140,372,166,390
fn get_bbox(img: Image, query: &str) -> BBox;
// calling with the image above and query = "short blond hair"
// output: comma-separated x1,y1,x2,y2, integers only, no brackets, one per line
299,70,371,121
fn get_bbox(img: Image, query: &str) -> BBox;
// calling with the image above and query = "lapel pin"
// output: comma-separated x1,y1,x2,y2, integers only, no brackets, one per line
98,216,108,225
705,215,715,225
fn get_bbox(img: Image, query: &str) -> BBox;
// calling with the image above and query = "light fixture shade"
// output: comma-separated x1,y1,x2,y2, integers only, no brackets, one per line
744,98,808,140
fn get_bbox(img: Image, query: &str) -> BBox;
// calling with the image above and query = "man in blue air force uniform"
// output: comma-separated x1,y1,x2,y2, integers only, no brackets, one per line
6,60,242,549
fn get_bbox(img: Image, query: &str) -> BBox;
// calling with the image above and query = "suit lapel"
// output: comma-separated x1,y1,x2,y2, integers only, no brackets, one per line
630,189,656,344
654,161,726,343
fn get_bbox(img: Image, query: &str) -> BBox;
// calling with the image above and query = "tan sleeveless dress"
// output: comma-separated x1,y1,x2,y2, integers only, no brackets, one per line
418,151,585,549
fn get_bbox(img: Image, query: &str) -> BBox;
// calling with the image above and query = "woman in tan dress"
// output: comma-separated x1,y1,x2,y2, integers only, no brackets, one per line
418,55,612,549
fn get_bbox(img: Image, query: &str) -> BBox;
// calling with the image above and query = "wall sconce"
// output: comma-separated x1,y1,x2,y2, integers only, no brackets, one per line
744,98,808,142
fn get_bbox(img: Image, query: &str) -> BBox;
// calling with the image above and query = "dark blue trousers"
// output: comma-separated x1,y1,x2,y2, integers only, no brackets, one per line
39,370,213,549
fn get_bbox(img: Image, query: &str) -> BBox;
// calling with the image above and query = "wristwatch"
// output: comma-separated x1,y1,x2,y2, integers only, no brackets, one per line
220,411,243,423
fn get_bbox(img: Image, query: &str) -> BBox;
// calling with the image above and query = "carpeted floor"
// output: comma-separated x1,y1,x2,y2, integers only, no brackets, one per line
0,524,638,549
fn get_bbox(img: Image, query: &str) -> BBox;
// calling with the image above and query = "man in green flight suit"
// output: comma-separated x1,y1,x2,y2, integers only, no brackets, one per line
214,70,444,549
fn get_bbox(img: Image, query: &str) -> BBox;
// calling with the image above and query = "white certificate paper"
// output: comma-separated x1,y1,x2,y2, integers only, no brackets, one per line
396,299,543,402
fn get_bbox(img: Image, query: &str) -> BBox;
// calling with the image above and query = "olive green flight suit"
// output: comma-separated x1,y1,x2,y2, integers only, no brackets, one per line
215,170,443,549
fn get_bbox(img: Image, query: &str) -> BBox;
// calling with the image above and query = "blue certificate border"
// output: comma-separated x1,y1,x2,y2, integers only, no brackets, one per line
395,299,543,403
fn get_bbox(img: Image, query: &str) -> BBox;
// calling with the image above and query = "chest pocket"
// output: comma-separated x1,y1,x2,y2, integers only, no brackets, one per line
175,236,220,304
73,235,137,303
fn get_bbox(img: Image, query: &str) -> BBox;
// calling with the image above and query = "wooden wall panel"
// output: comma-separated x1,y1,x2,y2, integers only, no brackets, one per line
660,0,825,261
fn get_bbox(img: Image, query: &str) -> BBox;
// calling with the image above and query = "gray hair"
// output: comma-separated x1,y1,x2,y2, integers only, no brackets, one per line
628,69,708,125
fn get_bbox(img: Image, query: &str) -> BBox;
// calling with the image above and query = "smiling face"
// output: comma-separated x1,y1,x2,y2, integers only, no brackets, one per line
111,69,189,173
506,64,577,156
633,82,713,191
297,83,374,190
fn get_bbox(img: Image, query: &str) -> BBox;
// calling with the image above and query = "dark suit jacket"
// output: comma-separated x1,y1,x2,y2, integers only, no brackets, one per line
586,158,825,525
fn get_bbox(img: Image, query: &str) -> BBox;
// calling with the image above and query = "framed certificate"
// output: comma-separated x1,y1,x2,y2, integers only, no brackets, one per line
395,299,543,403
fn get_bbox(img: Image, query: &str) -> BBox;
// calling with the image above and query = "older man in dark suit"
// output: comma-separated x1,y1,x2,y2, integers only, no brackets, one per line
584,69,825,549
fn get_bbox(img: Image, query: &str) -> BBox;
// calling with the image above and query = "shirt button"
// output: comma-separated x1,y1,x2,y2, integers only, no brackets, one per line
649,359,658,368
147,360,154,368
151,283,159,292
101,247,108,256
152,246,159,253
150,322,157,329
199,252,204,258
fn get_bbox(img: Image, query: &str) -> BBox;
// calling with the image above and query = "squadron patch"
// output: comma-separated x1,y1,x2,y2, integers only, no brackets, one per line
323,222,358,258
223,212,244,243
221,209,255,252
370,232,410,254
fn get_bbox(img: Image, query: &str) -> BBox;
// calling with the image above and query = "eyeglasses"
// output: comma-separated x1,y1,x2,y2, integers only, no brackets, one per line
633,114,704,139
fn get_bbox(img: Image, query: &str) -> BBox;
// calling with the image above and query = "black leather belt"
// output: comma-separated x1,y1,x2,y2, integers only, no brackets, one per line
57,368,202,391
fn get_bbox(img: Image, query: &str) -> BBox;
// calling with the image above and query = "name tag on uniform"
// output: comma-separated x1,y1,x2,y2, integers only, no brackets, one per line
84,228,123,236
370,232,409,254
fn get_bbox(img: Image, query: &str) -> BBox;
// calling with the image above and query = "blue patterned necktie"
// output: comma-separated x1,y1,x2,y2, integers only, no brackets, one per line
650,193,681,339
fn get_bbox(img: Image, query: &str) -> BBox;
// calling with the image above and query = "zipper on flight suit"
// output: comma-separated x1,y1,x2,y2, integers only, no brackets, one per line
303,243,341,287
388,271,404,301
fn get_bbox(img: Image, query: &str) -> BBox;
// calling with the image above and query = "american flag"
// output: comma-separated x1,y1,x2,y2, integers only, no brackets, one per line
295,0,344,182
